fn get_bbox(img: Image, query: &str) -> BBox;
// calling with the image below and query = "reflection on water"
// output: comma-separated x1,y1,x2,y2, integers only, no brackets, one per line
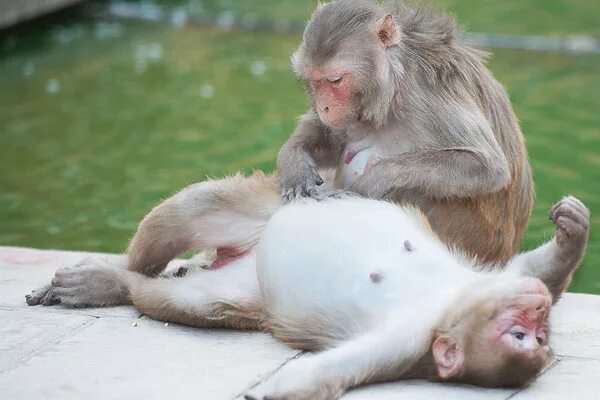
0,5,306,253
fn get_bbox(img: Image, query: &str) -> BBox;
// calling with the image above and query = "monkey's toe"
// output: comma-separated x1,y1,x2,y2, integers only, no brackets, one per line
25,284,56,306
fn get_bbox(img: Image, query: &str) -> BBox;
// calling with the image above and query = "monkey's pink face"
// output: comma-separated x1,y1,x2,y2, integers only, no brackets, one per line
308,71,356,129
489,279,551,357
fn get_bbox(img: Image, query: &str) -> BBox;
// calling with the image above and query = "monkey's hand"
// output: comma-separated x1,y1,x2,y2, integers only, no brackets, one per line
245,357,344,400
279,156,324,201
550,196,590,262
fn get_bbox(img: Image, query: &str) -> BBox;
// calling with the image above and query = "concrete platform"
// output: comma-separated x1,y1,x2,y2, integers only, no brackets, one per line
1,245,599,399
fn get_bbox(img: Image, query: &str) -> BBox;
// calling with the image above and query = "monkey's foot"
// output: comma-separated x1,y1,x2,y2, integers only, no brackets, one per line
25,284,57,306
25,257,133,307
550,196,590,251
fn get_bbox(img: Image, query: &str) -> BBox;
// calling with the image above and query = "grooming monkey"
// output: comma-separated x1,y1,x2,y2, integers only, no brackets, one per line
278,0,533,264
26,174,589,399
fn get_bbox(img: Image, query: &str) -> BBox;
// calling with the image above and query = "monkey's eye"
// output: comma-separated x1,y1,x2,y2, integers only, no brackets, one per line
536,336,544,345
326,76,343,84
512,332,525,341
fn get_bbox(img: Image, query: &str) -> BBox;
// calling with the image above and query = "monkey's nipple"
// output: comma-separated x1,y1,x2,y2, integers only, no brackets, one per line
369,272,383,283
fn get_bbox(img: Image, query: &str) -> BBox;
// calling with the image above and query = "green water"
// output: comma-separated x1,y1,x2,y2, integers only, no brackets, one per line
1,1,599,293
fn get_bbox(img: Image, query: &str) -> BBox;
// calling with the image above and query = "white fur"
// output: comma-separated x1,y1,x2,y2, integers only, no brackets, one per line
258,198,476,341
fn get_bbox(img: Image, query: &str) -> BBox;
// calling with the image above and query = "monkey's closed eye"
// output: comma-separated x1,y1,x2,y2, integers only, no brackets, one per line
326,76,343,84
536,336,544,345
512,332,525,341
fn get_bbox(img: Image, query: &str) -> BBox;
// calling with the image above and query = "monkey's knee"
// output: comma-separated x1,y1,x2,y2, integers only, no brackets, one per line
127,245,173,277
127,212,191,276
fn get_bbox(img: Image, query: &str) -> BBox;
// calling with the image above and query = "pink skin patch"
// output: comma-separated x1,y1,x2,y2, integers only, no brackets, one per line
364,154,381,172
2,251,57,265
344,143,373,165
369,272,382,283
491,296,551,354
344,148,360,164
209,248,250,269
312,73,354,128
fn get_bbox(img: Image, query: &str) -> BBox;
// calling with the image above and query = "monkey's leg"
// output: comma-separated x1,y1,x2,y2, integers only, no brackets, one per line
506,196,590,302
127,172,281,276
131,251,263,330
27,251,263,329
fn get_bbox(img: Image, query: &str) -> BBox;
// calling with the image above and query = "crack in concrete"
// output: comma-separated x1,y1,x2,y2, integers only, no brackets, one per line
233,350,306,400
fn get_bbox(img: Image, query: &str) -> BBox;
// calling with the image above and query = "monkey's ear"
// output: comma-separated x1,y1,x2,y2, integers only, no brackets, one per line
432,336,465,380
374,15,400,48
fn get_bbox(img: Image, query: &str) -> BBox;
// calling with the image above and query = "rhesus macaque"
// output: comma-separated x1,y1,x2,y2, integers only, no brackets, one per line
27,174,589,399
278,0,533,264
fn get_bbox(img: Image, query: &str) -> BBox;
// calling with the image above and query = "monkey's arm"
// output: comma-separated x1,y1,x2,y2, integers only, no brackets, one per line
351,106,511,199
254,321,432,400
506,196,590,302
278,111,345,200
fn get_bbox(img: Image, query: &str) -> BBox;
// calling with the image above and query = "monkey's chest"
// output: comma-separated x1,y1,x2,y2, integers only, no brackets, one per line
335,141,381,189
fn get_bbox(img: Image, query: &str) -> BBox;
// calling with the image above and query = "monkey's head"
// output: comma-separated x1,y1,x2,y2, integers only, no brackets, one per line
432,276,552,387
292,0,401,129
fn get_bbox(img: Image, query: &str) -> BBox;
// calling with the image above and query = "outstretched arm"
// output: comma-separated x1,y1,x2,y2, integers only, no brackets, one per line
506,196,590,302
247,319,432,400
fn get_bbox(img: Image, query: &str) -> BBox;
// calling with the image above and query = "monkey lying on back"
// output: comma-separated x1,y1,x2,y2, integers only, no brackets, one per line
278,0,534,265
27,174,590,399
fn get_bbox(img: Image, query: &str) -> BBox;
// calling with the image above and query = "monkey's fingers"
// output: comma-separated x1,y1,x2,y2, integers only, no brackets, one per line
550,197,590,229
281,188,296,202
25,284,53,306
550,196,590,222
314,174,324,186
304,186,320,198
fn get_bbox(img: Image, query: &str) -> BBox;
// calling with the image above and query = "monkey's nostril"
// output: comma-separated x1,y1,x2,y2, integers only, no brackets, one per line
324,106,329,113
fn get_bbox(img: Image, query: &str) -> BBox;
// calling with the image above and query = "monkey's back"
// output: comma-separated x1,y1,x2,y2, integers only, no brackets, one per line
398,47,533,265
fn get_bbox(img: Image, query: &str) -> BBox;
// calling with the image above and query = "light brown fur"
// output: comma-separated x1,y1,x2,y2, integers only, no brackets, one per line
278,0,533,264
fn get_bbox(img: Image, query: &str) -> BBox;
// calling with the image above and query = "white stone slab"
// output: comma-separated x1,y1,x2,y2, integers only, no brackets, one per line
0,308,93,373
2,246,600,400
245,361,516,400
0,316,299,400
550,293,600,359
342,380,515,400
0,246,139,317
511,357,600,399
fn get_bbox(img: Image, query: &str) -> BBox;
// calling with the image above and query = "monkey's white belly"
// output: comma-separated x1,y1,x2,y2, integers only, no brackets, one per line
257,198,465,334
